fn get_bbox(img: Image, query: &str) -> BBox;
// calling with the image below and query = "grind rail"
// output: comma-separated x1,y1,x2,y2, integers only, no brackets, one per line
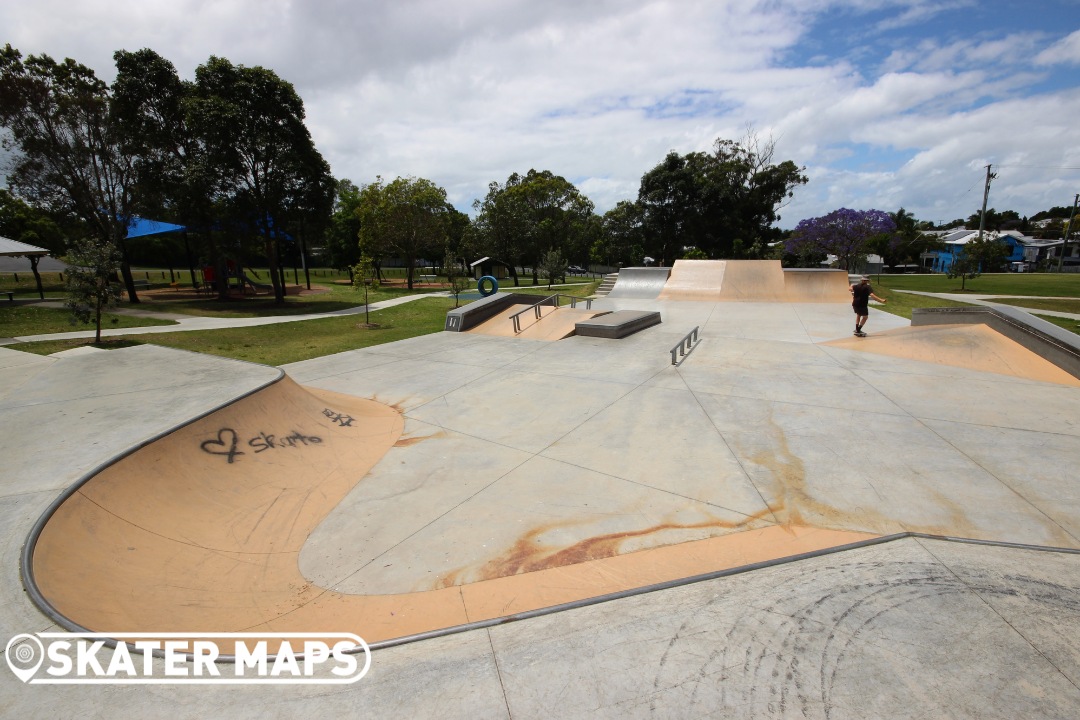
509,294,594,334
670,327,699,364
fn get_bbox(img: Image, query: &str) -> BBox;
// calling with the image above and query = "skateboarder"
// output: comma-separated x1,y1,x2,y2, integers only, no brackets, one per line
850,276,886,336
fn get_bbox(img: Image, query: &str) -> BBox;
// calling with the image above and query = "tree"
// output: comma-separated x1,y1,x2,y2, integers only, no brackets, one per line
0,45,142,302
64,234,122,343
787,208,896,271
637,151,708,266
444,249,471,308
357,176,448,290
444,204,471,262
872,207,942,271
351,253,377,326
637,132,807,264
284,151,335,290
947,248,980,290
538,248,567,288
595,201,645,268
948,235,1009,289
324,179,364,274
0,188,67,253
472,170,595,285
188,56,332,304
965,208,1022,232
112,48,215,294
471,179,529,286
509,170,594,284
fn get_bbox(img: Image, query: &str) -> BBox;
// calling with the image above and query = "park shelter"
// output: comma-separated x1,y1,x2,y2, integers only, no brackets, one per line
0,236,50,300
469,256,513,280
125,217,185,239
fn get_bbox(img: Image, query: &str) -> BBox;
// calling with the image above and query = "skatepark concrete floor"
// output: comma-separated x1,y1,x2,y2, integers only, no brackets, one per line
1,290,1078,718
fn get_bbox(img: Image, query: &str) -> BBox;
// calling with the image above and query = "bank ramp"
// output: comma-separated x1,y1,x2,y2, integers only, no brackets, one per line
657,260,789,301
606,267,672,299
653,261,849,302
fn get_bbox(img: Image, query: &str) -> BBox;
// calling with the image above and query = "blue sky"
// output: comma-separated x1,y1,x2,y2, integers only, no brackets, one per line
2,0,1079,227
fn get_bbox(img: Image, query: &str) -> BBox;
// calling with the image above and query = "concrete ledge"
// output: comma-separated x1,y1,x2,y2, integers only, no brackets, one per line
444,293,545,332
575,310,661,339
912,305,1080,380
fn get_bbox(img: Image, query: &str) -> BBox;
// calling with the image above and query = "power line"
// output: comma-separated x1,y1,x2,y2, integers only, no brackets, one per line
991,164,1080,171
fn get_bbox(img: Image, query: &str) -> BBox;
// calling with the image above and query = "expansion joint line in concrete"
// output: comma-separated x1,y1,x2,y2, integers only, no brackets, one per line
807,341,1074,543
319,445,536,591
832,353,1078,543
486,628,515,719
914,536,1080,694
313,340,599,584
331,343,577,581
365,532,1080,653
677,376,782,528
909,415,1080,548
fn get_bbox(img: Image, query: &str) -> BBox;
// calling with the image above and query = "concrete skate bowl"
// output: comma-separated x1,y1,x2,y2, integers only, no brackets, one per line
656,260,847,302
605,267,671,299
23,372,879,652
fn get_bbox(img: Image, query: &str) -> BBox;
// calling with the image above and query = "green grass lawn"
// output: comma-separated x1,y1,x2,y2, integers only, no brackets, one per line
0,304,176,337
9,297,455,366
132,281,438,318
985,297,1080,314
862,286,974,321
1034,314,1080,334
872,273,1080,297
0,271,67,300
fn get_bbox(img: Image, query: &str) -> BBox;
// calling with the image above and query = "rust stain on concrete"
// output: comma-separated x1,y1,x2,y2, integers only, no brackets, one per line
740,409,1077,546
435,506,777,588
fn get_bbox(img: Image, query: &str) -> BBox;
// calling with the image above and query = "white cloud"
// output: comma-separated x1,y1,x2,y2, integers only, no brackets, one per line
1035,28,1080,66
2,0,1079,226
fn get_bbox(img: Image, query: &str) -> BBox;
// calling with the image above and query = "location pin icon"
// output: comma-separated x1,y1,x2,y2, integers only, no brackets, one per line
5,634,44,683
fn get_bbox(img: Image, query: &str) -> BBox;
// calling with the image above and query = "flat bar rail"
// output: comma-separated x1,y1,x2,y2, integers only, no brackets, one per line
509,294,594,333
670,326,699,364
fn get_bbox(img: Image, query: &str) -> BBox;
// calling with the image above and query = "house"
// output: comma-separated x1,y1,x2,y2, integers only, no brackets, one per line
820,254,884,274
925,229,1037,273
1018,237,1067,270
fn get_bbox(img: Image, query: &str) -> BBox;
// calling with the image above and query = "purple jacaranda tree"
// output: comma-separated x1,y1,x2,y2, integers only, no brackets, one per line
787,208,896,271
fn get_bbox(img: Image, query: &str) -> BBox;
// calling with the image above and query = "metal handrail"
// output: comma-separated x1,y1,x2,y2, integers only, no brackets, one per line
670,327,699,364
508,294,594,333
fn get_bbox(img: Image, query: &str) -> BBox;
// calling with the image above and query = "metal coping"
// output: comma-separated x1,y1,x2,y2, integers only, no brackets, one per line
20,350,286,644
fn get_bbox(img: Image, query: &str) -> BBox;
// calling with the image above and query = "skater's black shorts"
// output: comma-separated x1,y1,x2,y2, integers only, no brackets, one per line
852,303,868,315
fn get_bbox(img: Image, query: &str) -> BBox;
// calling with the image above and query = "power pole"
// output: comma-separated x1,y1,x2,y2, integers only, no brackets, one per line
1058,193,1079,272
977,164,997,241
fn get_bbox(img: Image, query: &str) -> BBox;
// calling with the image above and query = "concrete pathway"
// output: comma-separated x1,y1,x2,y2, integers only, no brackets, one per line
895,290,1080,320
1,293,1078,718
4,293,445,343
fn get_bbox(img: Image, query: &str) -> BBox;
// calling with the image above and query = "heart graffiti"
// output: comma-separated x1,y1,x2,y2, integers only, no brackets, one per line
199,428,244,464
